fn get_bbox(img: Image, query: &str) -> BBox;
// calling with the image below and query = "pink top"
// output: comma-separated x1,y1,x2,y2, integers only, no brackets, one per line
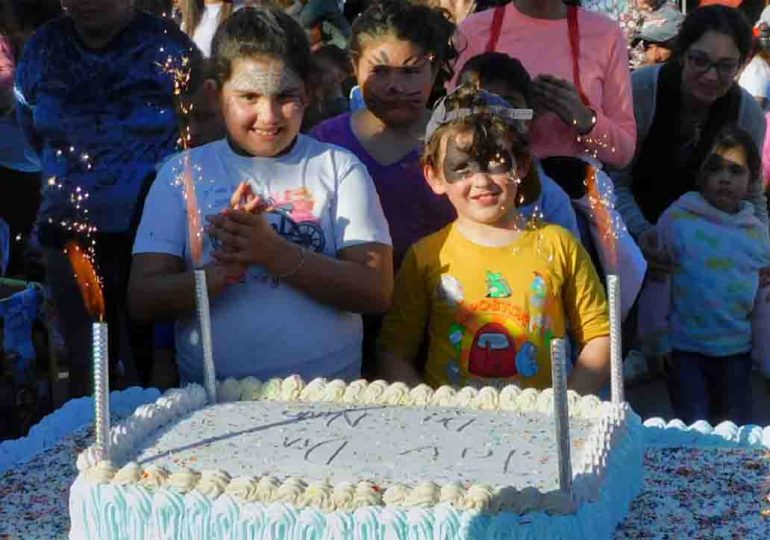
0,36,14,91
454,4,636,168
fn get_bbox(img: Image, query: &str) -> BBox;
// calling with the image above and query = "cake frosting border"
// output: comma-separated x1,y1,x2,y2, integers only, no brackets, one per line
0,387,160,476
74,376,634,516
69,411,644,540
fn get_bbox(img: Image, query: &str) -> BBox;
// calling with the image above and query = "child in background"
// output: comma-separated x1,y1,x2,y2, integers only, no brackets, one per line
302,45,352,131
311,0,457,375
312,0,457,269
130,7,392,385
179,0,234,57
637,126,770,425
457,52,579,240
377,85,610,394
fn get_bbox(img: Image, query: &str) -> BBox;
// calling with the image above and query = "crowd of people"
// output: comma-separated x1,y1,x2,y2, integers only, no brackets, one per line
2,0,770,431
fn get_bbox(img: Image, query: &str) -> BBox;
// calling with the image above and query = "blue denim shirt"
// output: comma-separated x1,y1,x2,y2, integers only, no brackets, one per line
14,13,197,237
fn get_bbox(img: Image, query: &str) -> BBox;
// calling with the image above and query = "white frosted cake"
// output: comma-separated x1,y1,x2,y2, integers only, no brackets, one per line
70,376,643,539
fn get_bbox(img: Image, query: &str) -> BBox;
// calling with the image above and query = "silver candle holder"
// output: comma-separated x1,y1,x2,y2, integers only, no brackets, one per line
551,338,573,497
194,269,217,404
92,321,110,462
606,274,624,404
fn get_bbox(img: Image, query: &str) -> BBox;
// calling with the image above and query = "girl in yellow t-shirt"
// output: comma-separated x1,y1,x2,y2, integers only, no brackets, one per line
377,84,611,395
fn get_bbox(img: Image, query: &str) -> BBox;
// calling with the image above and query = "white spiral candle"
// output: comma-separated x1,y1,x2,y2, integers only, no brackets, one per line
194,269,217,403
551,338,573,497
92,322,110,461
606,274,624,403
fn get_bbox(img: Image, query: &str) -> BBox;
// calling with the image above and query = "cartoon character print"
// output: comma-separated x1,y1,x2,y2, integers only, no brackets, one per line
486,271,512,298
468,321,518,377
265,188,326,252
441,270,549,384
529,271,547,335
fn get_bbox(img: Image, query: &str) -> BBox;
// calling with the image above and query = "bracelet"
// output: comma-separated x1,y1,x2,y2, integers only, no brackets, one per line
276,244,306,280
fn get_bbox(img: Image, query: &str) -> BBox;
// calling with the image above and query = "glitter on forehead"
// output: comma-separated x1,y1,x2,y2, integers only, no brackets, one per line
229,61,304,96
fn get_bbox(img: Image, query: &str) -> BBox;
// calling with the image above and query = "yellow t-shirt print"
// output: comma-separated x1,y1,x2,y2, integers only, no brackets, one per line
378,222,609,390
442,270,560,389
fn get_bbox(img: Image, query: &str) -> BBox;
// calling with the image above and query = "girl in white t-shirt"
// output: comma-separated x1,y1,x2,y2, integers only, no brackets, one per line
739,23,770,111
130,7,393,385
179,0,233,56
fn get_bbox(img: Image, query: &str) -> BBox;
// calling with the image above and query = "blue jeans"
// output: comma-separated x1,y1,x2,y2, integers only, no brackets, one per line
666,350,752,426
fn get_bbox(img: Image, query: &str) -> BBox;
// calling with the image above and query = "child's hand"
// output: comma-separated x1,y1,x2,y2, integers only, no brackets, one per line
230,181,269,213
204,258,247,289
206,209,283,268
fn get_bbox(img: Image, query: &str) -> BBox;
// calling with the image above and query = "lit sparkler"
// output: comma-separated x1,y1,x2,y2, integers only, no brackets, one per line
65,241,110,461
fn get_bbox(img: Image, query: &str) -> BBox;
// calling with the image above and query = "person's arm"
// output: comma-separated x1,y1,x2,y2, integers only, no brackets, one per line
563,235,611,395
376,246,430,384
128,253,240,321
583,23,636,168
608,67,657,240
128,155,248,321
569,335,610,395
740,92,769,225
209,156,394,314
209,210,393,313
378,351,425,386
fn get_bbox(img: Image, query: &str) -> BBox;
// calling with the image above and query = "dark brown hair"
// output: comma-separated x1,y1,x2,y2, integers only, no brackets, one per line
675,5,753,64
351,0,457,91
699,125,761,189
422,83,540,205
210,7,314,87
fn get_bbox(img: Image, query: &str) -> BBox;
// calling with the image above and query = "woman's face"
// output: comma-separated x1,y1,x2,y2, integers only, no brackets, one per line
681,30,742,105
354,35,435,128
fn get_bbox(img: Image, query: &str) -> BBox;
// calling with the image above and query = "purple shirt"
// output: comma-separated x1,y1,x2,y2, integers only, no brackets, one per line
312,113,455,267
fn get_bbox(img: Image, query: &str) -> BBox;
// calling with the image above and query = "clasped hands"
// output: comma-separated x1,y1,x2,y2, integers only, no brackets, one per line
530,74,595,135
205,182,284,285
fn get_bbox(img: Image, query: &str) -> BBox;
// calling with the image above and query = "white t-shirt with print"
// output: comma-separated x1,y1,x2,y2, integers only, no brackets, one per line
740,56,770,106
133,135,392,384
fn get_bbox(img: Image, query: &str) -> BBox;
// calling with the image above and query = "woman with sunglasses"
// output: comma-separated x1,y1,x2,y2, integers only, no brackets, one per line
610,5,768,275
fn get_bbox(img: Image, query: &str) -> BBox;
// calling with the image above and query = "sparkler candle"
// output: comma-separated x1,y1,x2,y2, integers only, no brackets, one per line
550,338,573,497
607,274,624,404
163,52,217,403
65,241,110,461
182,152,217,404
194,268,217,403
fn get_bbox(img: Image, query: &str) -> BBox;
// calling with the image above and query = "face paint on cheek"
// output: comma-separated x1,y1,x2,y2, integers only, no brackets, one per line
229,62,304,97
